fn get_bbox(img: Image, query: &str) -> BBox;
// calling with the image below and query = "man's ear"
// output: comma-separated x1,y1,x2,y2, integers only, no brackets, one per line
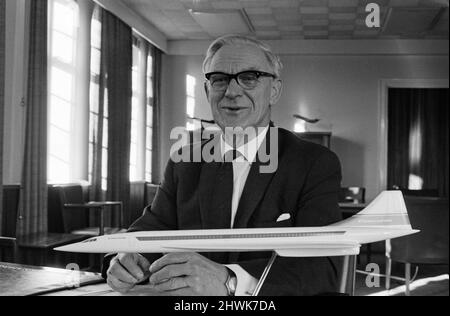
204,81,210,99
270,79,283,106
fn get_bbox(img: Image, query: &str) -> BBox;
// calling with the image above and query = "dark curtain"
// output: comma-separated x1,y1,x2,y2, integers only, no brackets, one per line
17,0,48,236
151,46,162,185
388,88,449,198
90,7,132,227
0,0,5,235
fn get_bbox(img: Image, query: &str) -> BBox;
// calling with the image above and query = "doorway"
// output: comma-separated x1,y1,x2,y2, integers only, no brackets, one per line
387,88,449,198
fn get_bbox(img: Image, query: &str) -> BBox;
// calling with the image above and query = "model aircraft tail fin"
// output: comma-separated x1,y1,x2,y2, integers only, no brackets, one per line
333,191,412,228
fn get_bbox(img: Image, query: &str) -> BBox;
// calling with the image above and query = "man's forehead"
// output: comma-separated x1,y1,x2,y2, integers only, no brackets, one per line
207,44,272,73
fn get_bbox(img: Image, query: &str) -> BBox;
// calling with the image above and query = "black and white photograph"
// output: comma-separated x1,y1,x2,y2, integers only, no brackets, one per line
0,0,448,301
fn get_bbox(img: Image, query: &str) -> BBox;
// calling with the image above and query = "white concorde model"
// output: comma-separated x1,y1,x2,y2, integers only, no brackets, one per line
55,191,419,257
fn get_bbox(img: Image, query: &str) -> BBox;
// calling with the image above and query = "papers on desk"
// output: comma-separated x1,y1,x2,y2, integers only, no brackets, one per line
44,283,164,296
0,263,104,296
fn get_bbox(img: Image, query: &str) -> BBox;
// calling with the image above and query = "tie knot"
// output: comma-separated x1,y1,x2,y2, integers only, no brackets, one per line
224,150,242,162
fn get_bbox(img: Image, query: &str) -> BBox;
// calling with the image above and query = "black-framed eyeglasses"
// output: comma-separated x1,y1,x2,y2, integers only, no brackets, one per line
205,71,276,91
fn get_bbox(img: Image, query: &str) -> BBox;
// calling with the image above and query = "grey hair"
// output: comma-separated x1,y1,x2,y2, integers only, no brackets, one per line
202,35,283,78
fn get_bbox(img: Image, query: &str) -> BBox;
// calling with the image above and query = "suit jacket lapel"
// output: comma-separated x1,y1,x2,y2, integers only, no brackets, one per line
233,126,279,229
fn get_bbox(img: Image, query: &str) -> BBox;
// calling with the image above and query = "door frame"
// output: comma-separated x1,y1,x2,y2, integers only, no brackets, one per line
378,79,449,193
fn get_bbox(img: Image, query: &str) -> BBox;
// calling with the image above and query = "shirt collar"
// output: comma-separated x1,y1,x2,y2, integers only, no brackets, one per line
220,126,270,163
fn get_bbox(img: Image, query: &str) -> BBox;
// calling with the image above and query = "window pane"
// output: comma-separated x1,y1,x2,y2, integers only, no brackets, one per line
51,31,74,63
49,125,70,162
49,156,70,183
186,75,196,97
147,105,153,128
91,48,101,75
146,128,153,151
50,96,71,132
91,19,102,49
187,96,195,118
51,67,73,101
53,0,77,36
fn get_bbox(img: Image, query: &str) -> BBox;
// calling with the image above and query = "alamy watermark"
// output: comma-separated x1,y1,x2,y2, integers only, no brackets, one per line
169,126,279,174
366,3,381,28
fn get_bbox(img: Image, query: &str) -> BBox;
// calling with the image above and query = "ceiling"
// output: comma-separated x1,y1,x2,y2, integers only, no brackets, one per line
121,0,449,40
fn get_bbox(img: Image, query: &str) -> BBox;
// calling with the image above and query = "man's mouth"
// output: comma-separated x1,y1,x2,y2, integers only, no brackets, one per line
221,106,246,113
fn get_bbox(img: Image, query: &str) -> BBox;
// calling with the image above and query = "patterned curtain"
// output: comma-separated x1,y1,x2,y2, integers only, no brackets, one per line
0,0,5,235
90,7,132,227
16,0,48,236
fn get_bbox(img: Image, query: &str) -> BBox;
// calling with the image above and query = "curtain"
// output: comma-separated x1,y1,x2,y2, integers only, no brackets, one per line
0,0,5,235
16,0,48,236
90,7,132,227
388,88,449,198
151,46,162,185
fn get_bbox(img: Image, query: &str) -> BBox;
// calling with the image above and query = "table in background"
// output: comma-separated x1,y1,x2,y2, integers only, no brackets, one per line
64,201,123,236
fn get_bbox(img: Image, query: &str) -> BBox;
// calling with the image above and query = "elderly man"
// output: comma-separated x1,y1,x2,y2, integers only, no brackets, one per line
104,35,342,296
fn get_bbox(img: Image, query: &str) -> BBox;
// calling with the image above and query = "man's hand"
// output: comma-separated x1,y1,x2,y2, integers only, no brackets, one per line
106,253,151,293
148,253,229,296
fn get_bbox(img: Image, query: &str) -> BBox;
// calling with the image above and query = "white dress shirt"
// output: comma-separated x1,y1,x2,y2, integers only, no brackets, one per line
220,126,269,296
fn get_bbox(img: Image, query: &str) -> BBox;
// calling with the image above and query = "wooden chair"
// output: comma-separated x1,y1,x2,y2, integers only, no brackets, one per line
385,196,449,295
50,184,124,236
0,237,18,263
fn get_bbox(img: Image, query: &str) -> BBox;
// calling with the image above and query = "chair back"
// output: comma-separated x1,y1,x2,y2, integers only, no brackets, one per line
339,187,366,204
389,196,449,264
49,185,89,233
2,185,20,238
0,237,18,263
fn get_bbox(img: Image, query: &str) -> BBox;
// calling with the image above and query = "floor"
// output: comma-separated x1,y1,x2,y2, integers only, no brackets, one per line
354,252,449,296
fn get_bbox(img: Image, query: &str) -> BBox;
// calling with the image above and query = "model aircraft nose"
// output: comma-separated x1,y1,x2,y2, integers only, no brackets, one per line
55,237,103,253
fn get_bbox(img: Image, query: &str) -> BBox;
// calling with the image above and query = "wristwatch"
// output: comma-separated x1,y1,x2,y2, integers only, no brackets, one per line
225,269,237,296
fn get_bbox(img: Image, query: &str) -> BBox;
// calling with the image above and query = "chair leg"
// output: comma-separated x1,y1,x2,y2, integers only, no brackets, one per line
405,263,411,296
385,257,392,290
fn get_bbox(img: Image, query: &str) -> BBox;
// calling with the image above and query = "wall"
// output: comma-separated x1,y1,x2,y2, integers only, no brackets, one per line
2,0,28,185
160,44,449,201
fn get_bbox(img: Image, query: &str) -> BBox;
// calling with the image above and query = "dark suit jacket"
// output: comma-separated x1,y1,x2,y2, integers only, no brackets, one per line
121,127,343,296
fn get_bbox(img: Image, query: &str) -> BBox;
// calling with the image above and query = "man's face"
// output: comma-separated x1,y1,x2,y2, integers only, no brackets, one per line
205,44,282,131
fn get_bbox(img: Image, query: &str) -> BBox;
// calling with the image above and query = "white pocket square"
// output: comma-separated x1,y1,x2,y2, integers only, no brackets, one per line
277,213,291,222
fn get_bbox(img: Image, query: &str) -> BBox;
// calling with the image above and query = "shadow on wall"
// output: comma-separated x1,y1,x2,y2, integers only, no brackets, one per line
332,136,365,189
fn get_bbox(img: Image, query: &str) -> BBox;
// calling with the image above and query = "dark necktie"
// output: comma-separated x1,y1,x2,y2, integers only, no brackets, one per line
208,150,239,263
210,150,239,229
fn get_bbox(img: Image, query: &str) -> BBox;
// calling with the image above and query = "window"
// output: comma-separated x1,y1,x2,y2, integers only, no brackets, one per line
130,35,154,183
48,0,79,183
145,53,154,182
88,8,108,191
186,75,197,131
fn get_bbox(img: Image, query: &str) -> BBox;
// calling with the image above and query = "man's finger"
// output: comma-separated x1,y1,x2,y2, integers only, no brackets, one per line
166,287,198,296
108,259,139,284
107,274,134,293
149,263,192,285
137,254,151,272
150,253,196,273
119,255,146,281
151,277,189,292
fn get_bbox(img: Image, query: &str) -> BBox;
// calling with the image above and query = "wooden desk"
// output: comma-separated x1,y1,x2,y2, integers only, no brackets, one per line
16,233,91,267
64,201,123,236
0,262,103,296
17,233,89,249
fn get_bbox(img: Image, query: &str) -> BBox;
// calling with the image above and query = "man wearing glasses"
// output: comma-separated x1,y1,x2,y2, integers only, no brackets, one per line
105,35,342,296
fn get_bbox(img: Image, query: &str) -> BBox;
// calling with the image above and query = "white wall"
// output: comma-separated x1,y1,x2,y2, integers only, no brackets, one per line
3,0,28,184
160,43,449,201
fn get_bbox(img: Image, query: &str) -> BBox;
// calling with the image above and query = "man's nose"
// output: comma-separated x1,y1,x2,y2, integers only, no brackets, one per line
224,78,243,98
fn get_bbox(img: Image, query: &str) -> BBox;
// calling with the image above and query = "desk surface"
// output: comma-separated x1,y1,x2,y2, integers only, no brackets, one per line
17,233,89,249
0,262,103,296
